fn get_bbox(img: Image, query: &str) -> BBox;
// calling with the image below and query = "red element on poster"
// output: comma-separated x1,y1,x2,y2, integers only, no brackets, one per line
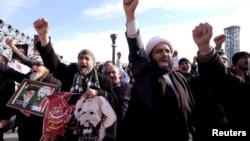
41,92,76,141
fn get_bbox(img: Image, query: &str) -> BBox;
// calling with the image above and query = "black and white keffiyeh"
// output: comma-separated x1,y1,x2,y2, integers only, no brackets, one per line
70,69,100,93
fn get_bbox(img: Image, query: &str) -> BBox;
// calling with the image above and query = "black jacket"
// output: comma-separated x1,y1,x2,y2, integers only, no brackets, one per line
0,79,15,120
122,31,195,141
198,49,250,138
36,41,118,141
0,59,61,141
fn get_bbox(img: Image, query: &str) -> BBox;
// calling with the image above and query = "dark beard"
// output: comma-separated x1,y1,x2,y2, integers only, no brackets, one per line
151,59,173,75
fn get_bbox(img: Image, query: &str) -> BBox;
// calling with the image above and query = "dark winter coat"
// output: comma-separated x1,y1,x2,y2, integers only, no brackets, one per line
121,31,195,141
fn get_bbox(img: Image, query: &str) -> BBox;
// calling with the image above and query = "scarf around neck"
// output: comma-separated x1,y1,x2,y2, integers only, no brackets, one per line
70,69,100,93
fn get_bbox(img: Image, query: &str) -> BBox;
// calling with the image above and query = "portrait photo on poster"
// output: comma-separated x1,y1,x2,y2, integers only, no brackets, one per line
6,78,59,117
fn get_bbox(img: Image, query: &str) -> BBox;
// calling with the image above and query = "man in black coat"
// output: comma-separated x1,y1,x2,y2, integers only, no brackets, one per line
105,64,132,141
121,0,195,140
193,22,250,140
0,54,15,141
0,53,61,141
34,18,118,141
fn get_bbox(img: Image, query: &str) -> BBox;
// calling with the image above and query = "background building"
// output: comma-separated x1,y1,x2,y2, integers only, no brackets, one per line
0,19,64,63
0,19,34,60
224,25,240,66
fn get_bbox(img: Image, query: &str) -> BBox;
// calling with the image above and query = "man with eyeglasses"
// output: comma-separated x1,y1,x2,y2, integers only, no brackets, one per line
0,52,61,141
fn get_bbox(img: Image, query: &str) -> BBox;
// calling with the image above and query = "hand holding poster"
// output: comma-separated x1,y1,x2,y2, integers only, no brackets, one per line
7,79,58,117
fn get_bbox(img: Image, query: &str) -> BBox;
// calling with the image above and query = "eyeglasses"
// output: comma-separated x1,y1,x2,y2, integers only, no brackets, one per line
32,62,44,67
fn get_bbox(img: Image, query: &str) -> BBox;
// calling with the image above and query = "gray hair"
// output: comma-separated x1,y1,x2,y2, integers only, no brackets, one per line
77,49,95,62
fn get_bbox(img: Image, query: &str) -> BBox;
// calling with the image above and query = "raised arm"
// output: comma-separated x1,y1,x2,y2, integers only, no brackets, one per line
33,18,67,73
123,0,148,78
192,22,227,81
33,18,50,46
5,36,32,67
214,34,226,51
123,0,138,23
192,23,213,53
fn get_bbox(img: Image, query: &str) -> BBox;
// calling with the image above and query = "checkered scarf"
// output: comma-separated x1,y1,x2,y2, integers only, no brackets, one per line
70,69,100,93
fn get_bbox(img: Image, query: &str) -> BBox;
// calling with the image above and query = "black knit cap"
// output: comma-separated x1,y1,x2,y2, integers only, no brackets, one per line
178,57,191,66
232,51,250,66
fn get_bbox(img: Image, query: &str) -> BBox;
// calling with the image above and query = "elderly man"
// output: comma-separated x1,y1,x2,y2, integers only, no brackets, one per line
33,18,117,141
121,0,195,141
0,53,61,141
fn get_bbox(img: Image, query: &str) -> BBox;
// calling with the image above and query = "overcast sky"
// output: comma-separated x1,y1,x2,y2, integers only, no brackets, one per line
0,0,249,63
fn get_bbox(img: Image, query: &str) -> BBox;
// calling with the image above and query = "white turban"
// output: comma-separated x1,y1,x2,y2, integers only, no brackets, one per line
145,36,173,57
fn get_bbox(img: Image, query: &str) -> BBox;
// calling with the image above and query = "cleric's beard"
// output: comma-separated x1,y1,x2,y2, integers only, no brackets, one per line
29,72,42,80
151,59,173,75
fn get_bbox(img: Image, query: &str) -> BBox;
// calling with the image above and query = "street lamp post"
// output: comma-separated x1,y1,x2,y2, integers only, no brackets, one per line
110,33,117,64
